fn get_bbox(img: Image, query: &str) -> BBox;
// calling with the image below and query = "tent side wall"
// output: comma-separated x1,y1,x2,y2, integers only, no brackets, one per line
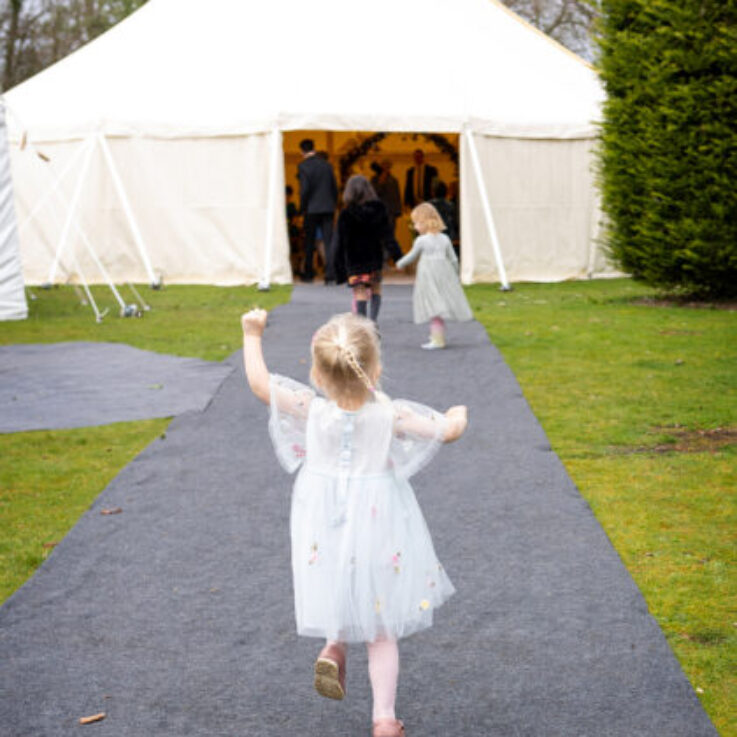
10,133,291,286
0,101,28,320
460,132,614,284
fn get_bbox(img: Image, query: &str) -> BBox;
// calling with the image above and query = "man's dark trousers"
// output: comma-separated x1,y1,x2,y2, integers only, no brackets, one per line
303,213,335,281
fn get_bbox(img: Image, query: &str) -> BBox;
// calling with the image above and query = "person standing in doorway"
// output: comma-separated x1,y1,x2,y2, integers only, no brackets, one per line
371,158,403,264
403,149,438,210
298,138,338,283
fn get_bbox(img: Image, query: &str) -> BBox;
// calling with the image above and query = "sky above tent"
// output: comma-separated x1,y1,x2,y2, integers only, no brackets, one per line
5,0,604,140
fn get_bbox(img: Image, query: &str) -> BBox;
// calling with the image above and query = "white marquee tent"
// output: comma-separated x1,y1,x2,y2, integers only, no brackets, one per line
0,99,27,320
3,0,611,287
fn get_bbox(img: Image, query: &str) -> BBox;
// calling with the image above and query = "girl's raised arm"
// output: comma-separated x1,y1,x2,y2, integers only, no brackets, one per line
241,309,270,404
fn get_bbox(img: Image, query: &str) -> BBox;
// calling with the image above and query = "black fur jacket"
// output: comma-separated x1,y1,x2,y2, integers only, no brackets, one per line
333,200,393,284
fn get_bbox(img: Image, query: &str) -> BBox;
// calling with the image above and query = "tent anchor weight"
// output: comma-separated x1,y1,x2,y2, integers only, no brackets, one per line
122,303,142,318
499,284,513,292
126,282,151,312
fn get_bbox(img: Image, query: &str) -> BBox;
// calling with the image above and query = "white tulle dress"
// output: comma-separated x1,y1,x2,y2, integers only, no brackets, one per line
268,374,455,643
396,232,473,324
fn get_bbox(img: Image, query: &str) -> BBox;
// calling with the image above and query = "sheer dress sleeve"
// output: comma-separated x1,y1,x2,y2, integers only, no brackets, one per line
268,374,316,473
389,399,447,479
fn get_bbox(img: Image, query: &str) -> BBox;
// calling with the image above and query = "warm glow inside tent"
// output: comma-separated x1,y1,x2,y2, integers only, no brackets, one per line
3,0,611,287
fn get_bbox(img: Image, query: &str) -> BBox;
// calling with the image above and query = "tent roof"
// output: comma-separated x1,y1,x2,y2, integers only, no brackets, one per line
4,0,604,141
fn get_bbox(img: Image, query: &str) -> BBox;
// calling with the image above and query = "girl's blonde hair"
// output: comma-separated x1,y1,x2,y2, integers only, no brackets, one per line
411,202,446,234
311,313,381,402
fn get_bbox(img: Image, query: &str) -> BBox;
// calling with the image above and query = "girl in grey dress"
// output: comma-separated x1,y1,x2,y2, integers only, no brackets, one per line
396,203,473,349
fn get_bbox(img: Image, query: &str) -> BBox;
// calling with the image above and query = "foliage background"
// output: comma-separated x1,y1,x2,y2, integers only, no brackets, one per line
593,0,737,297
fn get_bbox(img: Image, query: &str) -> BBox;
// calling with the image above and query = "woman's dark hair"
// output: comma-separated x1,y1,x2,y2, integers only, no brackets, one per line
343,175,378,206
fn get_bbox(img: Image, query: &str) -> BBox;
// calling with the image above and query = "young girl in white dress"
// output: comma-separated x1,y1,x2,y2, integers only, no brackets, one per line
241,309,468,737
396,202,473,350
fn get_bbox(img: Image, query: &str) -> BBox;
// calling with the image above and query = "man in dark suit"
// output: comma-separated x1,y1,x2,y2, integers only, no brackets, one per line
403,148,439,210
297,138,338,282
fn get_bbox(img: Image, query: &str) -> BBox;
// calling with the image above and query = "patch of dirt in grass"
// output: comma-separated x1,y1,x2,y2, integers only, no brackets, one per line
613,426,737,455
633,297,737,311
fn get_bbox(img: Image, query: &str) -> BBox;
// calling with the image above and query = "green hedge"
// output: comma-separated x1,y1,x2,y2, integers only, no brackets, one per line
594,0,737,297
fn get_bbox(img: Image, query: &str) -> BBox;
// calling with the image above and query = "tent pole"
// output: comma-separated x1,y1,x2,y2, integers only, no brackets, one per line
76,224,127,313
97,133,159,287
586,190,602,278
39,151,129,312
259,128,282,291
47,135,95,285
18,140,88,235
464,128,510,290
72,255,108,322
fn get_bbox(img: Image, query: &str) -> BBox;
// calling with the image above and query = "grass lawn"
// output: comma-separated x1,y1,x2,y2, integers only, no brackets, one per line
1,278,735,733
0,284,291,603
466,278,736,736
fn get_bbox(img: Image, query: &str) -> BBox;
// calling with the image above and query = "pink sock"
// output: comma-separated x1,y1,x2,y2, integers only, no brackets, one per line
430,316,445,340
367,638,399,721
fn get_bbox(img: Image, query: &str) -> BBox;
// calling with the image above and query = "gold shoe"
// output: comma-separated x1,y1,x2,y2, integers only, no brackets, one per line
314,643,346,700
373,718,405,737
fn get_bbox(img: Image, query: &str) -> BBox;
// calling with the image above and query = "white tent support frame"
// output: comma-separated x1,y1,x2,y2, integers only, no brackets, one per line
259,127,282,291
97,133,158,287
47,134,95,285
18,137,87,237
17,131,135,318
464,127,510,290
72,254,108,322
25,128,159,297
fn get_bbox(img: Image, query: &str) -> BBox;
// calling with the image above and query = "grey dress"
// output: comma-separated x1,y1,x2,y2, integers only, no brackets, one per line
396,233,473,324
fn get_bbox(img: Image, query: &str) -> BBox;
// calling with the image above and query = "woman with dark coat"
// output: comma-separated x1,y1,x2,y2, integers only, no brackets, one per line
333,174,395,322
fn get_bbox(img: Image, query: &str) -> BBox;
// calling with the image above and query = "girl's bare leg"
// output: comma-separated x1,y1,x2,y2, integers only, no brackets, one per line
366,637,399,721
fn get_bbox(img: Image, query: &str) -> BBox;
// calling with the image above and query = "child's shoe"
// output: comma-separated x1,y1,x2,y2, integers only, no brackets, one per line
421,336,446,350
314,643,346,700
373,718,405,737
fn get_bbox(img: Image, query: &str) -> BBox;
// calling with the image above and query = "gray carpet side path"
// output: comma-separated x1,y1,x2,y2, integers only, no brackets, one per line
0,342,234,432
0,286,717,737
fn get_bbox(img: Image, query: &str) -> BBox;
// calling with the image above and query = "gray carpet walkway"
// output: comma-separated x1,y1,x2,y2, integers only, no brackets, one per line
0,286,717,737
0,342,234,433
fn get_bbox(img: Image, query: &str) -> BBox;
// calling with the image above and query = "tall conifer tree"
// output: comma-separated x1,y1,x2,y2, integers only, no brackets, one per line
594,0,737,297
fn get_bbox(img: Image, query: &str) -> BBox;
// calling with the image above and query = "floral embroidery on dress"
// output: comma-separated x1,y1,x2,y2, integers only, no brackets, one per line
292,443,306,458
392,551,402,574
419,599,430,611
